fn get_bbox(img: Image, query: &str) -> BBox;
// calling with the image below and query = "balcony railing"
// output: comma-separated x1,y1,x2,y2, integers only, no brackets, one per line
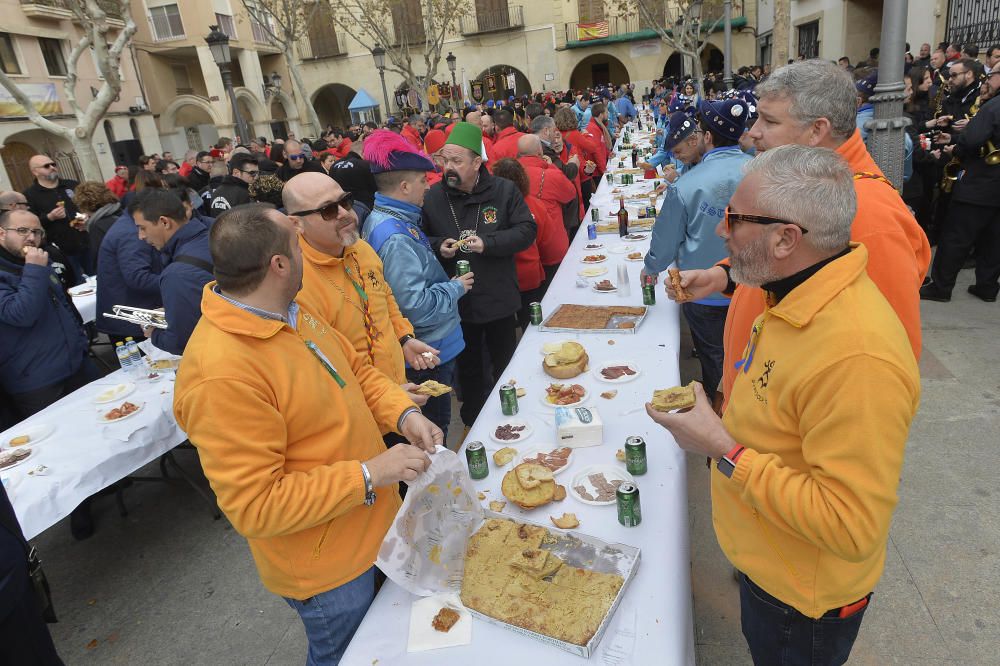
564,5,744,44
20,0,125,20
460,5,524,35
946,0,1000,49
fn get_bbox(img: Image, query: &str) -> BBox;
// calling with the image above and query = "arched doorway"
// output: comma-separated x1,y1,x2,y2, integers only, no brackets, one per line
1,130,81,191
569,54,630,90
235,89,267,139
702,45,724,74
312,83,356,131
663,53,682,80
473,65,531,100
270,98,289,140
158,95,224,155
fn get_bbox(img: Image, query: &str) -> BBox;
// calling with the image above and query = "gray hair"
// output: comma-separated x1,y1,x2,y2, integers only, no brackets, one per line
530,115,555,133
755,59,857,141
743,145,855,252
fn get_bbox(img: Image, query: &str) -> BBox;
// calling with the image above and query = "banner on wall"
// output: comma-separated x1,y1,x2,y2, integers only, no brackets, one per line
485,74,497,93
0,83,60,117
470,80,485,103
577,21,609,41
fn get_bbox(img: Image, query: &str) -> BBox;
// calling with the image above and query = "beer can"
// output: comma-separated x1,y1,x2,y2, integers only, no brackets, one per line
499,383,519,415
528,302,543,326
466,441,489,480
625,436,647,475
617,482,642,527
642,282,656,305
607,173,614,184
455,259,471,276
591,207,600,222
587,223,597,240
645,205,657,218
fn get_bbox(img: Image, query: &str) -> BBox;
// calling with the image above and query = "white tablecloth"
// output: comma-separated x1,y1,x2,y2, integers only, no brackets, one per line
343,127,695,665
1,369,186,539
73,291,97,324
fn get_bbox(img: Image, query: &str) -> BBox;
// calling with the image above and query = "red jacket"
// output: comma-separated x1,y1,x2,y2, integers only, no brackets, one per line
562,129,603,181
490,127,524,161
514,239,545,292
525,194,568,268
558,141,586,221
179,162,193,178
105,175,128,199
401,125,423,151
520,155,574,262
332,138,353,159
482,134,495,161
586,119,610,166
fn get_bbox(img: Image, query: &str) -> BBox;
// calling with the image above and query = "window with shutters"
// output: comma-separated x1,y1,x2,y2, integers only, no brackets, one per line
215,13,238,39
392,0,426,44
39,38,68,77
307,2,341,57
475,0,510,32
149,5,186,41
576,0,605,23
797,20,819,59
0,34,22,76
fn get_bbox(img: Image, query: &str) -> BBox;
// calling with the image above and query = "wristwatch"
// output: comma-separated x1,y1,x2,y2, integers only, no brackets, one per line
716,444,746,479
398,334,415,346
360,462,376,506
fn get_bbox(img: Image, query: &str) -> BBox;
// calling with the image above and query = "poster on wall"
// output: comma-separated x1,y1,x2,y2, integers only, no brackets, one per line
470,80,485,103
0,83,60,117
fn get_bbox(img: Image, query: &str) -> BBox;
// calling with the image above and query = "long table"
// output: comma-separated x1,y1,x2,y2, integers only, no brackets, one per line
343,127,696,664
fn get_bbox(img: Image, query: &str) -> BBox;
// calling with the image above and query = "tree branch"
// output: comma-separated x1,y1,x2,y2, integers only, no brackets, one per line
0,71,71,137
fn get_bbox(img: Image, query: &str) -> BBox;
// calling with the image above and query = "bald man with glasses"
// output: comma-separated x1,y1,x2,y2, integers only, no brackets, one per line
22,155,87,276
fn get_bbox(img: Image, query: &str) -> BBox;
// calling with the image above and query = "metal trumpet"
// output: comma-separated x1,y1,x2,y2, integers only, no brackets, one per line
102,305,169,329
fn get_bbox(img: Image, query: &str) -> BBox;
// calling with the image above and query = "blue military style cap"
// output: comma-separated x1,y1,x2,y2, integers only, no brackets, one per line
698,97,750,143
668,94,694,114
856,72,878,95
662,110,699,151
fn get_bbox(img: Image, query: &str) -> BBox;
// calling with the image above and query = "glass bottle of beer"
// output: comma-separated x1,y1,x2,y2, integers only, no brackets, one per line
617,197,629,237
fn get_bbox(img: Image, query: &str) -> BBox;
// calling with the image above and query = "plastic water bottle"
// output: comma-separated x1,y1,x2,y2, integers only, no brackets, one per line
115,342,135,376
124,336,144,378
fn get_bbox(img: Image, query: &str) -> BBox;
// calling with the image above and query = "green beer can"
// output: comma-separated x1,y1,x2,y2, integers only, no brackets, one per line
617,482,642,527
529,302,543,326
456,259,471,276
466,441,489,480
499,383,519,415
625,436,647,475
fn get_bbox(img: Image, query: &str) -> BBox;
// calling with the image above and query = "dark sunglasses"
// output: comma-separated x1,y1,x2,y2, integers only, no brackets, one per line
724,206,809,234
290,194,354,219
37,162,57,169
948,70,966,78
288,153,306,160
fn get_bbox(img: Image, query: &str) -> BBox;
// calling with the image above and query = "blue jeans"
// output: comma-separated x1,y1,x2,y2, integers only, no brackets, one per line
406,358,456,440
283,567,376,666
739,573,870,666
681,302,728,400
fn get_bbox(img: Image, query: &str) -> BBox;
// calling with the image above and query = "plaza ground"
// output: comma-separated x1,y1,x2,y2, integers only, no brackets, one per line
34,266,999,665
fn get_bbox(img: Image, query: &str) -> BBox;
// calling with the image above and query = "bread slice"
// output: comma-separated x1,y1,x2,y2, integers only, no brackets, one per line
542,351,589,379
502,467,555,509
515,463,553,489
651,382,697,412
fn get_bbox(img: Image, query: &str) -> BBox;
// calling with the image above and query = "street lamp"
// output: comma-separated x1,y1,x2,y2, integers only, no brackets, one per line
371,45,391,121
262,71,282,100
205,25,251,144
446,51,458,113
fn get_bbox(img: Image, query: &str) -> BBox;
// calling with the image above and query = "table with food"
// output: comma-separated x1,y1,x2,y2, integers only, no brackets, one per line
342,122,696,664
69,275,98,324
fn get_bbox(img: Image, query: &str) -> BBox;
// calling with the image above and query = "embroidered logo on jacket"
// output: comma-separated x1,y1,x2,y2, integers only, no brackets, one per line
482,206,498,225
751,359,775,404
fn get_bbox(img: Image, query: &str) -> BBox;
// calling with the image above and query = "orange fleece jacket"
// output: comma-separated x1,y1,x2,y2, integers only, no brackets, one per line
721,130,930,407
174,284,413,599
296,237,413,385
715,245,920,618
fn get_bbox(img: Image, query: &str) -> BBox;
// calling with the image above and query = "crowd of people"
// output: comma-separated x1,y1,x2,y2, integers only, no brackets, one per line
1,39,998,665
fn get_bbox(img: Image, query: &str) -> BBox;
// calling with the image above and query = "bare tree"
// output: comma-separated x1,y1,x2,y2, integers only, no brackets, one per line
327,0,470,104
0,0,136,180
240,0,323,134
613,0,726,95
772,0,790,67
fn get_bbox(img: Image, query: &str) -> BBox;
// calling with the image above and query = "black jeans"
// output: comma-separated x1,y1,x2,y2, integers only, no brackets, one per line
929,200,1000,295
681,302,728,401
457,316,518,426
739,573,870,666
8,358,102,420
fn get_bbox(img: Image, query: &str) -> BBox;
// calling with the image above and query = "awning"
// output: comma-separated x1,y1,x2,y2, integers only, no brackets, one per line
348,89,379,111
565,16,747,50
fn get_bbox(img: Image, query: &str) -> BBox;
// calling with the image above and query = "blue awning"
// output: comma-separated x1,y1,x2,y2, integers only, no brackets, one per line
348,89,379,111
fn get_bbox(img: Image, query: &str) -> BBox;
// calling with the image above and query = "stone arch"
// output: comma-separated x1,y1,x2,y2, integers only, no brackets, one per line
663,52,682,80
311,83,356,130
473,65,531,99
569,54,630,90
234,87,267,126
702,45,724,74
0,129,79,190
159,95,224,133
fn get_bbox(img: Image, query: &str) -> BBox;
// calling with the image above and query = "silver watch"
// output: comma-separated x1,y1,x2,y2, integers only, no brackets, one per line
360,462,376,506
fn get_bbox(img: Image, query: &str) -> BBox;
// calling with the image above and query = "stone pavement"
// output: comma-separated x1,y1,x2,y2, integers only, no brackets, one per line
32,267,998,665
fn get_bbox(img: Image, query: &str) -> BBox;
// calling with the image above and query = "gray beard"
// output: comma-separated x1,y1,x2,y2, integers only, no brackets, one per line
729,235,781,287
41,172,59,183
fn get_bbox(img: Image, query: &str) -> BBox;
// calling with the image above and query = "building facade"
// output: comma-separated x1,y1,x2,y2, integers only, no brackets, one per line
0,0,159,190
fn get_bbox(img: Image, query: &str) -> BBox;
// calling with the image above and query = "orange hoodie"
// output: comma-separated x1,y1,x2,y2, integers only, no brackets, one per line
174,285,414,599
721,130,930,407
296,237,414,385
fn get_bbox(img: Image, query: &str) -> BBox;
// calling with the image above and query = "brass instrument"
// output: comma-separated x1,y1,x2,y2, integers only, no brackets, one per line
102,305,168,329
984,140,1000,166
940,87,983,193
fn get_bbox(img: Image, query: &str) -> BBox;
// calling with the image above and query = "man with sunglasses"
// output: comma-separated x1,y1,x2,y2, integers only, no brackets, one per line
649,145,920,666
643,99,752,403
206,154,259,217
276,139,324,183
22,155,86,276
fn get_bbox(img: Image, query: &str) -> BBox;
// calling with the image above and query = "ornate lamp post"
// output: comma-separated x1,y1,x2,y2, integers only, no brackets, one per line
205,25,251,144
446,51,458,113
371,45,391,120
262,71,282,100
866,0,910,188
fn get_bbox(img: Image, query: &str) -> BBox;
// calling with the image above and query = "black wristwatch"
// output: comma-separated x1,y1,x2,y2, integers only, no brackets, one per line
398,334,415,346
717,445,746,479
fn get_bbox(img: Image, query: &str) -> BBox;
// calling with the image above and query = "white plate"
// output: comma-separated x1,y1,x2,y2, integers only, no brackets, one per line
577,266,608,278
489,419,534,445
582,242,605,251
93,382,136,404
68,285,96,297
5,424,54,448
569,465,635,506
580,255,607,264
591,283,618,294
624,233,649,241
624,253,645,262
517,445,574,476
0,447,34,471
539,384,588,408
592,361,641,384
97,401,145,423
608,244,634,254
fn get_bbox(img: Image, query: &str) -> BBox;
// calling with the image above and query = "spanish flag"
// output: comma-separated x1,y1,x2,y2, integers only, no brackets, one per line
577,20,609,40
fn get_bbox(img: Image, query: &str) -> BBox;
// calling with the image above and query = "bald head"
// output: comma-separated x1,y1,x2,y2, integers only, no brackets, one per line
281,171,341,213
0,191,29,210
465,111,482,125
28,155,60,184
282,172,358,257
517,134,543,157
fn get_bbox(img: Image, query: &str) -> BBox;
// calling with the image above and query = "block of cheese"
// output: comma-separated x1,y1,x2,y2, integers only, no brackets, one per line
555,407,604,448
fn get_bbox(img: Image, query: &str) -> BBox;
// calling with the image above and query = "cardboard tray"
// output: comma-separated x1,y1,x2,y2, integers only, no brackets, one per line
464,510,641,658
538,304,648,335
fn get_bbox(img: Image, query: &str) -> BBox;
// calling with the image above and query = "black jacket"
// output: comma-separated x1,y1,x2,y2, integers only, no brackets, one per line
276,160,324,183
422,166,537,324
952,95,1000,207
206,176,252,217
22,179,86,255
186,166,211,192
541,142,582,232
940,84,979,127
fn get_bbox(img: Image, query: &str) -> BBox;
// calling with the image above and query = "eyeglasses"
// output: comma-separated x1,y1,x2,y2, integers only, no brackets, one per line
36,162,57,169
948,70,966,78
724,207,809,234
197,159,213,166
289,193,355,219
2,201,29,210
288,153,305,160
238,168,260,178
2,227,45,238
